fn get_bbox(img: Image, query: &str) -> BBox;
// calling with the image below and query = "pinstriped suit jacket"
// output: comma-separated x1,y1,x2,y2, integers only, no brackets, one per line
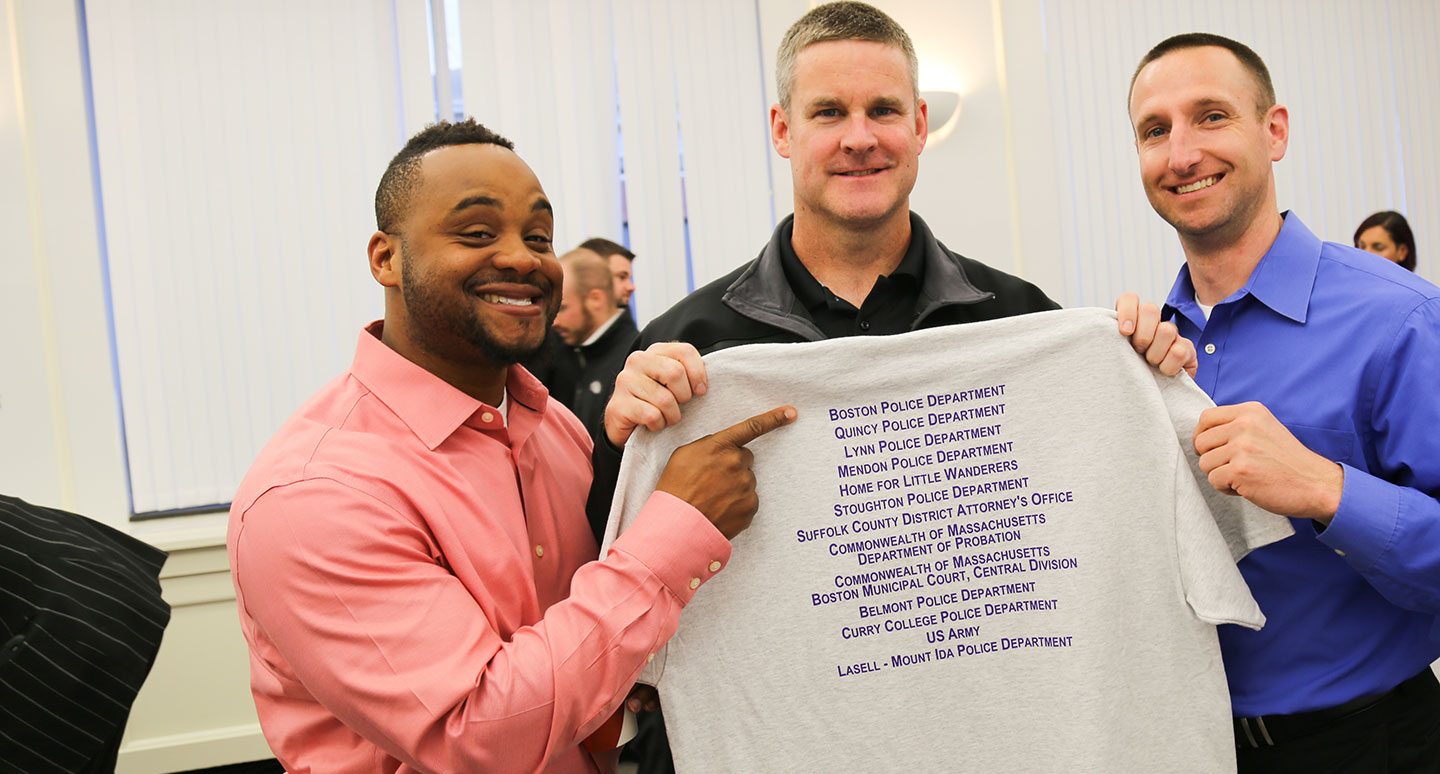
0,496,169,773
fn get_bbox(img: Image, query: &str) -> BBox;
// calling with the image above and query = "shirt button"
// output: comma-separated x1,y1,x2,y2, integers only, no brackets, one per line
1334,549,1346,557
534,544,544,558
1203,343,1216,355
647,652,656,663
481,411,495,423
688,577,701,590
708,560,722,573
859,320,871,331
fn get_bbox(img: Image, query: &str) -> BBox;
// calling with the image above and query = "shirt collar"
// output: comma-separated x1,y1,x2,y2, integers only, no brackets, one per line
349,321,548,450
1164,211,1320,325
580,309,625,347
778,218,925,312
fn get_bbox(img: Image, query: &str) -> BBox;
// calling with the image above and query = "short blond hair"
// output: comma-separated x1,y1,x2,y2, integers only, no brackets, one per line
775,1,918,112
561,250,616,305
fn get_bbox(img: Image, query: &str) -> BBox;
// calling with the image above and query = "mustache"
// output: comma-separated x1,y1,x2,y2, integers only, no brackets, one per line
467,271,556,294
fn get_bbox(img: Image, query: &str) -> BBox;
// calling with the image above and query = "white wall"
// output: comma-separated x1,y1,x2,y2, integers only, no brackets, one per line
3,0,132,526
881,0,1026,277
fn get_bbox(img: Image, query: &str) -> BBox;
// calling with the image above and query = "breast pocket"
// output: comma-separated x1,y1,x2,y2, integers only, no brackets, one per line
1285,423,1356,466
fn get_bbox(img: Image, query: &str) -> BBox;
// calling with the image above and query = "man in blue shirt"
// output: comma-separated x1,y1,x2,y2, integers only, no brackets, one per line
1125,33,1440,773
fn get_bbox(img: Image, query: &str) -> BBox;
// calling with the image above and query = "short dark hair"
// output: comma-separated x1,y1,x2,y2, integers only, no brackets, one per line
1354,210,1417,272
578,237,635,262
1130,33,1276,114
375,119,514,233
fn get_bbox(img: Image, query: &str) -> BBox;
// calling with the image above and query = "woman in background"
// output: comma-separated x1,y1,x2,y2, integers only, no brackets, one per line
1354,210,1417,271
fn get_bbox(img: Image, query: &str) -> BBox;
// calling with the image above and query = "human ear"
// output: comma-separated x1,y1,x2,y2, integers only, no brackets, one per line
770,104,792,158
1265,104,1290,162
369,231,401,288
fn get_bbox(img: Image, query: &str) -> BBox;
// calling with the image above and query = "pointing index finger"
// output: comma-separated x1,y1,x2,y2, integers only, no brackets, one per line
710,406,798,448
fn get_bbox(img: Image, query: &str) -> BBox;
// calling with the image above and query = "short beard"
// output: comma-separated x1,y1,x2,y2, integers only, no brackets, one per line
400,248,551,367
522,328,562,367
577,305,598,344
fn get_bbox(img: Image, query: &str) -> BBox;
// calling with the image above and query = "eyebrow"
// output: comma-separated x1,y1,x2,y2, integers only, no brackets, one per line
1191,98,1237,111
1134,97,1239,127
449,195,553,216
451,196,502,213
805,95,907,112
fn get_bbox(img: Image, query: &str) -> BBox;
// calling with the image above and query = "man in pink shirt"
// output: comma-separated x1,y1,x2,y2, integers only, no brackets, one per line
227,119,794,774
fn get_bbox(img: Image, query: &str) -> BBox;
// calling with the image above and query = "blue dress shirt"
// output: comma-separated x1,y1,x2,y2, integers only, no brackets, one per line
1163,213,1440,717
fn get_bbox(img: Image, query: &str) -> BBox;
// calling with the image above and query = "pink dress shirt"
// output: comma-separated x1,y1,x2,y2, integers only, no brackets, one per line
228,322,731,773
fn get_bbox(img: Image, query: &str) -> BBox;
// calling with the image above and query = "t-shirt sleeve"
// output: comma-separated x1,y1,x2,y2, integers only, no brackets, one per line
600,427,711,687
600,428,671,554
1171,450,1266,630
1153,370,1294,560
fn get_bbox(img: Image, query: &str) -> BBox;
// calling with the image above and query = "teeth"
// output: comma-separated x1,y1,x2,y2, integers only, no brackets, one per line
1176,176,1218,194
840,169,881,176
480,294,534,306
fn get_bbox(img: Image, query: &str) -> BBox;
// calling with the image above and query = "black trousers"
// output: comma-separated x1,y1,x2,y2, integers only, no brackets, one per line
1236,668,1440,774
618,707,675,774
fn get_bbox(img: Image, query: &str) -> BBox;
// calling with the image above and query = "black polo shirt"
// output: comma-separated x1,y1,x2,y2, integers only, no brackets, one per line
778,222,926,338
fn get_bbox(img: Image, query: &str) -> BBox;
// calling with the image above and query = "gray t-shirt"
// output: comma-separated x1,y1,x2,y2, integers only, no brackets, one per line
604,308,1292,773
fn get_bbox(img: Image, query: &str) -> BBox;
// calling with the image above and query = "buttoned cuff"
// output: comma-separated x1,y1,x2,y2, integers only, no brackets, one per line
610,491,732,605
1317,463,1400,570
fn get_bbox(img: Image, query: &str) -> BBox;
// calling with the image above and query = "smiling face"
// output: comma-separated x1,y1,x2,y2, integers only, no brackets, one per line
771,39,927,234
1129,46,1288,251
373,143,560,370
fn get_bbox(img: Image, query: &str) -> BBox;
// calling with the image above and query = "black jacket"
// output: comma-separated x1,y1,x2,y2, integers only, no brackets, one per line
567,311,641,439
588,212,1058,537
638,212,1058,352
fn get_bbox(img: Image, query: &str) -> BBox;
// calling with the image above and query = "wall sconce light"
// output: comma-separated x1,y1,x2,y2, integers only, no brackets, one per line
922,90,962,144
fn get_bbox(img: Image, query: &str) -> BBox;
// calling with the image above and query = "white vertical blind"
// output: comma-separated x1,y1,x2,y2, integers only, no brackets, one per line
612,0,691,323
614,0,775,323
669,0,777,291
85,0,433,514
456,0,623,256
1389,0,1440,288
1036,0,1440,306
